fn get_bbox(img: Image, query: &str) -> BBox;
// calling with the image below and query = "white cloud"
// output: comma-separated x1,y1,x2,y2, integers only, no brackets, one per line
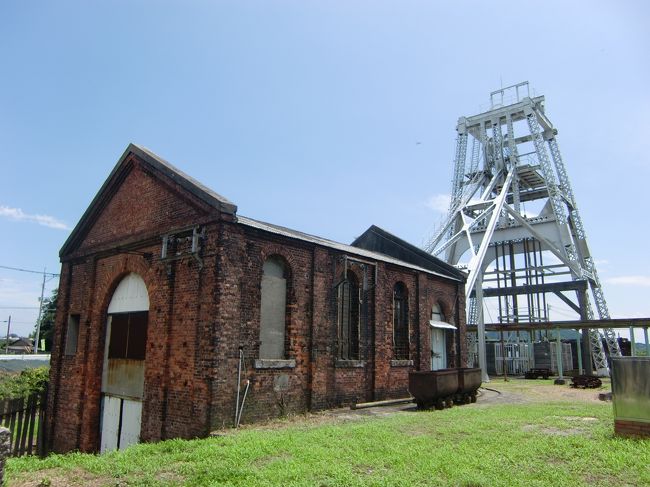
0,205,70,230
425,194,450,213
604,275,650,287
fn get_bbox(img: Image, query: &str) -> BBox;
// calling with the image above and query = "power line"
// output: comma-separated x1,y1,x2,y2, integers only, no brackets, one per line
0,265,59,277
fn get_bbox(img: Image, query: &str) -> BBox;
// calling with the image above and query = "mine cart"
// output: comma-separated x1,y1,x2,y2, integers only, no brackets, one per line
456,368,482,404
524,368,551,380
409,369,459,410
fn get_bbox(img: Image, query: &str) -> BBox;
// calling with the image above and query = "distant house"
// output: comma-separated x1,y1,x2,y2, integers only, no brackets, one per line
5,337,33,354
46,144,467,454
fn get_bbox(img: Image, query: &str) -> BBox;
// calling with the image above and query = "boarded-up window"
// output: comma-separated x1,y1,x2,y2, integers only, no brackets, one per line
259,258,287,359
393,282,409,360
64,314,80,355
108,311,148,360
338,275,360,360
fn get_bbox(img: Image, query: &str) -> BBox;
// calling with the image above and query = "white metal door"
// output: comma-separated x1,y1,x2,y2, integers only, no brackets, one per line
431,328,447,370
119,399,142,449
100,396,143,452
100,395,121,453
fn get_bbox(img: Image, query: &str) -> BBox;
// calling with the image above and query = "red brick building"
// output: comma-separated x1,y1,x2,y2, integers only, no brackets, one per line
46,144,467,453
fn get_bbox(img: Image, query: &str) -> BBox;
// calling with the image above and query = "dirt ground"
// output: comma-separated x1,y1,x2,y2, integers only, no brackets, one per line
230,377,612,430
311,376,612,422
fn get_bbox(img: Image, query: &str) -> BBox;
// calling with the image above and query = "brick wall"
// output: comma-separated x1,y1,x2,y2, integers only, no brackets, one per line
47,151,466,453
48,156,224,452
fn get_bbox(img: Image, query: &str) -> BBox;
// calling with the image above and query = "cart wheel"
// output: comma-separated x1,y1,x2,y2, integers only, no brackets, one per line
435,400,444,410
470,393,477,403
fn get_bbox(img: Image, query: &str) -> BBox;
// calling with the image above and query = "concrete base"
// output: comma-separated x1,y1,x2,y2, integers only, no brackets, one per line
615,419,650,438
553,378,566,385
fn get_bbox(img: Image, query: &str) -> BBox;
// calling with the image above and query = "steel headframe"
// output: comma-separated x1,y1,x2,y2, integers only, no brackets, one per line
426,82,620,380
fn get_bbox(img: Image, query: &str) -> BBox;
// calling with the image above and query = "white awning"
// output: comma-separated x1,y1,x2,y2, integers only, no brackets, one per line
429,320,457,330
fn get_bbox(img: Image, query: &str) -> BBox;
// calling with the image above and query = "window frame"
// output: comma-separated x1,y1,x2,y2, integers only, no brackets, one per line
337,274,360,360
259,256,289,360
64,314,81,356
392,282,410,360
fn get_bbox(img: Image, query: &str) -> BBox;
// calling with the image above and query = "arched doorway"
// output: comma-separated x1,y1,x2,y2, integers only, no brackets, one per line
100,273,149,452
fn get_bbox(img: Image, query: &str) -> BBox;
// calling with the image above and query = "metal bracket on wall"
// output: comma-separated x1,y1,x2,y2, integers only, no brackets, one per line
160,226,205,270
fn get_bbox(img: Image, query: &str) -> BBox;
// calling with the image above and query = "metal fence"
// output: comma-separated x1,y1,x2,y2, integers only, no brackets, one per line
492,342,535,376
466,333,574,376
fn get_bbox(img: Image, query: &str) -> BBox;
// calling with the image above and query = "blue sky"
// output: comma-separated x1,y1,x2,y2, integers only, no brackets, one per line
1,1,649,338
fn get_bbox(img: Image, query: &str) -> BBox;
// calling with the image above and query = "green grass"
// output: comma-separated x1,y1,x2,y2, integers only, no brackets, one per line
6,380,649,486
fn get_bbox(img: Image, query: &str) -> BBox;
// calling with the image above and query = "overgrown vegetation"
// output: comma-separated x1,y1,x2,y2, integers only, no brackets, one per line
0,366,49,400
5,379,649,486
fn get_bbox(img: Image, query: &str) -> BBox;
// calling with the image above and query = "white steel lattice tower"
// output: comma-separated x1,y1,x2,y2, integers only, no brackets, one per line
426,82,621,379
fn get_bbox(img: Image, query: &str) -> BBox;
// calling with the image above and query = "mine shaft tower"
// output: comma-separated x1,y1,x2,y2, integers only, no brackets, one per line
426,82,621,380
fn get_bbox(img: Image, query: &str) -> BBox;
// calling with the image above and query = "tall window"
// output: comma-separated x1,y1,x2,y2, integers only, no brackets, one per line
338,274,360,360
393,282,409,360
259,257,288,359
431,303,444,322
65,314,80,356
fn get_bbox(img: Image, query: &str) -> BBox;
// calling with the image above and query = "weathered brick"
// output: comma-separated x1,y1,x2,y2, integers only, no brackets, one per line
46,146,466,453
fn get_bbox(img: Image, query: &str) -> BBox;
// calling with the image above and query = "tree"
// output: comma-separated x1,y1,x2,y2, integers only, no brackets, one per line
34,288,58,352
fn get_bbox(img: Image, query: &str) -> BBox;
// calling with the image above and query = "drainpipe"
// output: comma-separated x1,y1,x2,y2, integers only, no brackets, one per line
235,347,243,427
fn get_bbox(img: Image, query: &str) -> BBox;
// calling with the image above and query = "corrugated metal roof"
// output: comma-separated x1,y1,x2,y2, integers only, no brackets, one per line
237,216,461,281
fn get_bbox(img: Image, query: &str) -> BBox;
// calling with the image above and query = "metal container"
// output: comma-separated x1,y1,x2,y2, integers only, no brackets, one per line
611,357,650,437
409,369,458,409
457,368,482,403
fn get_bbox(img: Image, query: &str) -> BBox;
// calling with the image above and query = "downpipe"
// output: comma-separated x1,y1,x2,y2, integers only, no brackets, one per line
235,347,243,427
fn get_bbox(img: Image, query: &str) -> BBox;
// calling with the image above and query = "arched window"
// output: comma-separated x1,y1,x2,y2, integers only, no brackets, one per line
393,282,409,360
259,257,288,359
338,274,360,360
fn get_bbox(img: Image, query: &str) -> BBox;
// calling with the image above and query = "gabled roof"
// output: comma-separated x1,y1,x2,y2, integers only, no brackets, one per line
351,225,466,281
60,143,237,257
238,216,462,281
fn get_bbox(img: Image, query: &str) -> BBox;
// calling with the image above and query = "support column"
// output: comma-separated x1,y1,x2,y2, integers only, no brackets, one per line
554,327,565,384
577,289,593,375
576,329,583,375
476,274,489,383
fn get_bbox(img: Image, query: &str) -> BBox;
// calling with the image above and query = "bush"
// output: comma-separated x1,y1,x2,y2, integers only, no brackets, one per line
0,366,49,400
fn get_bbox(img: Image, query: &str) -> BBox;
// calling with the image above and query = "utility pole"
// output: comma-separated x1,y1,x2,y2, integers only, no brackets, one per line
33,268,46,354
4,315,10,354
